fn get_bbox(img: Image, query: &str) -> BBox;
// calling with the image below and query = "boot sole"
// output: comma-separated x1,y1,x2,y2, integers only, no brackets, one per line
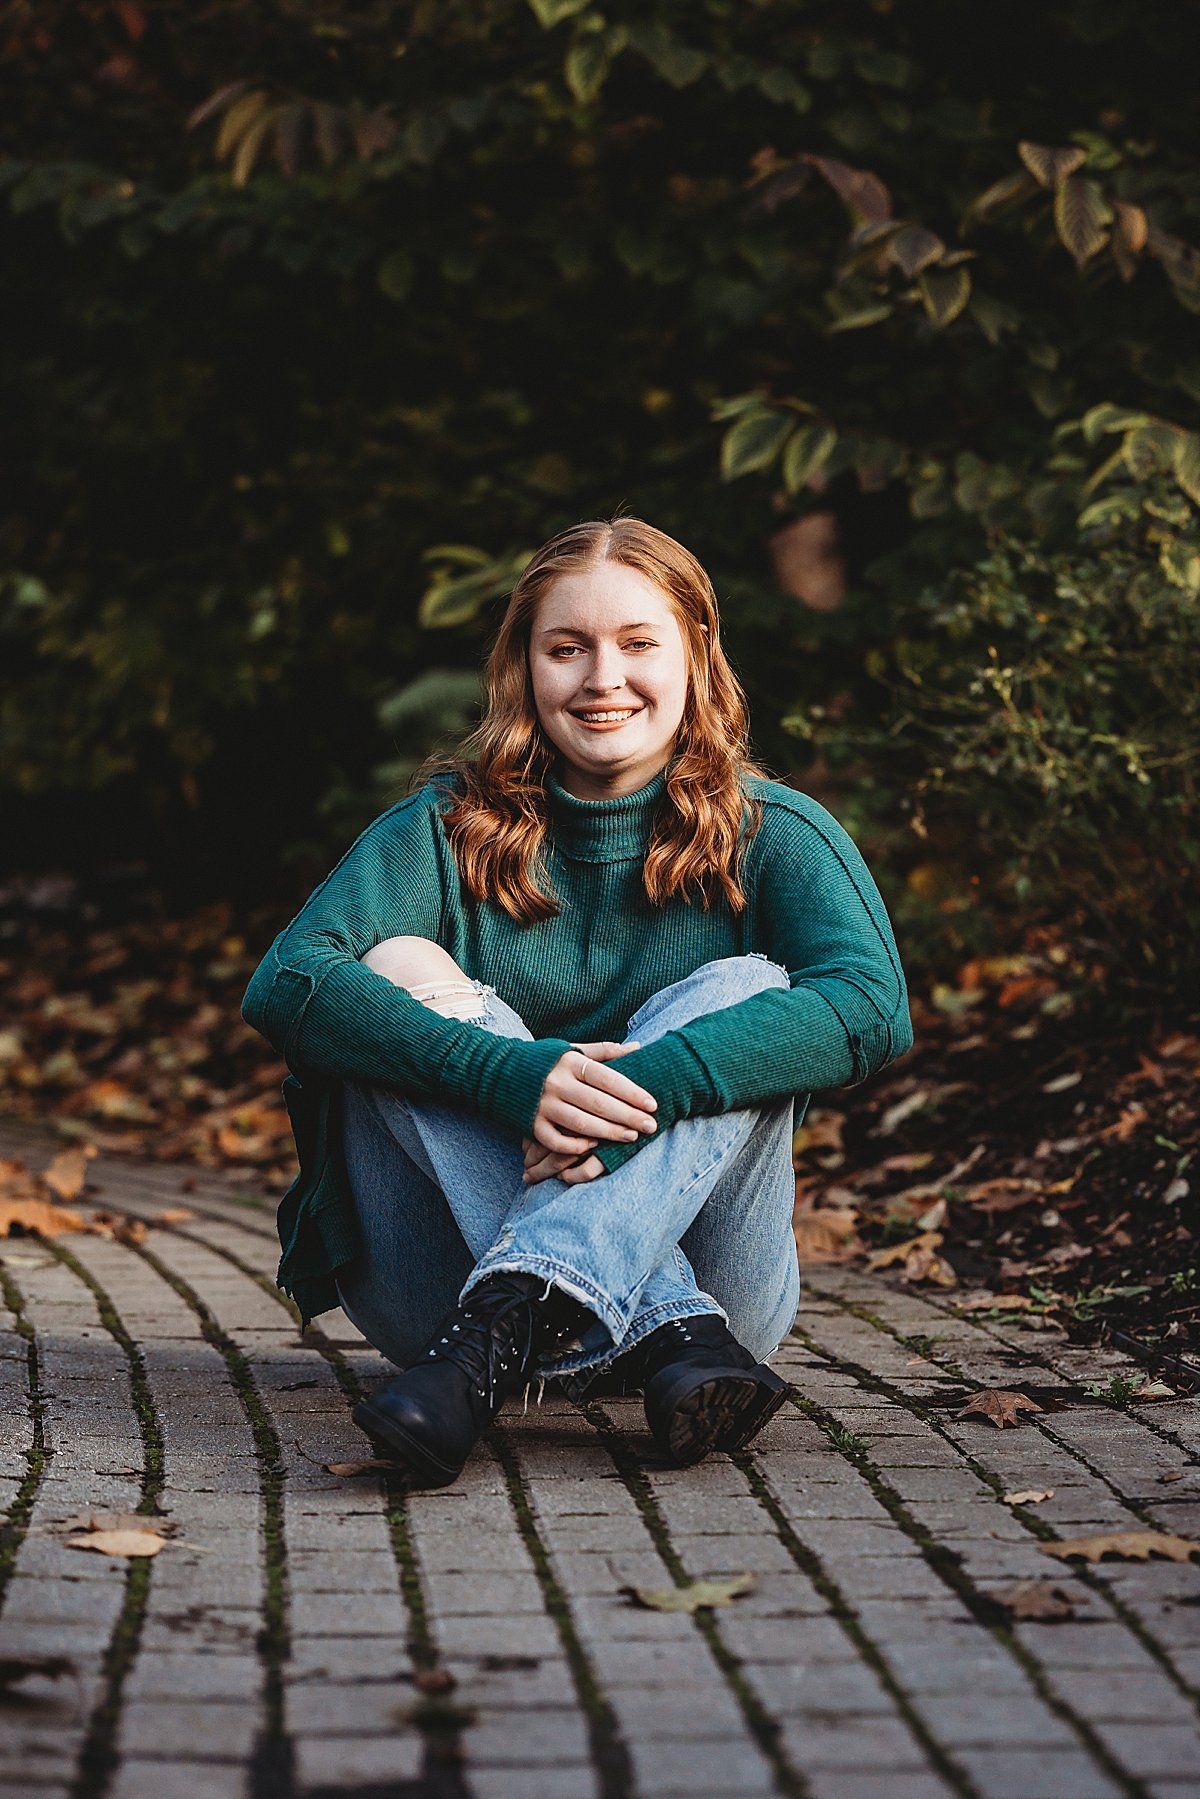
664,1366,788,1467
352,1398,463,1489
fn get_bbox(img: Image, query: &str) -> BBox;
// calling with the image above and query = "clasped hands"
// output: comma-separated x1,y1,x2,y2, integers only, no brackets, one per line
521,1041,657,1186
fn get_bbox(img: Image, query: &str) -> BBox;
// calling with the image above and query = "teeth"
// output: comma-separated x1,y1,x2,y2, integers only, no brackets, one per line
575,709,636,722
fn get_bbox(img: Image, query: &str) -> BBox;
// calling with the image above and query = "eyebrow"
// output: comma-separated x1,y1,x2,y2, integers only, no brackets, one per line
536,621,658,638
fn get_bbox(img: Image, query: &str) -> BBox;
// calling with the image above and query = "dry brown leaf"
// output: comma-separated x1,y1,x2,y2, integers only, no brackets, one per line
0,1654,77,1689
1159,1470,1185,1485
66,1528,167,1559
866,1229,943,1271
956,1389,1044,1428
902,1247,958,1288
58,1510,176,1536
323,1459,404,1477
1003,1488,1055,1506
75,1078,159,1124
0,1193,90,1239
792,1108,845,1155
958,1178,1039,1214
156,1206,196,1224
794,1207,862,1265
621,1573,755,1613
1040,1530,1200,1565
986,1580,1079,1621
88,1211,149,1246
41,1144,97,1202
1100,1103,1147,1142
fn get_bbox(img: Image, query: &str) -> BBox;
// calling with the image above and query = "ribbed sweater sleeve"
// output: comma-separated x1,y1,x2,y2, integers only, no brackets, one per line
593,793,912,1174
241,794,571,1140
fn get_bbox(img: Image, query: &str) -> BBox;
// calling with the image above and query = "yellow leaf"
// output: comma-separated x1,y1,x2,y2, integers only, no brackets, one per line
66,1529,166,1559
1040,1531,1199,1565
622,1573,755,1613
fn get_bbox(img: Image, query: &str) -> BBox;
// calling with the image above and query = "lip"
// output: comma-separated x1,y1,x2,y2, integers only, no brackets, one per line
568,706,643,731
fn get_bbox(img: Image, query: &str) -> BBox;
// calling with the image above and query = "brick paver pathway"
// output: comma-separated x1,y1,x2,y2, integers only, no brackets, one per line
2,1123,1198,1799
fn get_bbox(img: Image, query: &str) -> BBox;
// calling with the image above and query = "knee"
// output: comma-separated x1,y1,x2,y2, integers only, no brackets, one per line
362,936,465,987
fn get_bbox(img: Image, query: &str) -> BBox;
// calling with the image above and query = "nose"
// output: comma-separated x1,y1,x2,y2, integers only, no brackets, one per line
582,644,626,693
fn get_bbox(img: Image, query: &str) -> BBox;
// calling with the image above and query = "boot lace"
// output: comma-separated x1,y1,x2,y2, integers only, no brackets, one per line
424,1278,545,1406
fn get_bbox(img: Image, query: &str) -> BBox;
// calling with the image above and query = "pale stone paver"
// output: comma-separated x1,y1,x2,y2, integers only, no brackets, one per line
1,1122,1198,1798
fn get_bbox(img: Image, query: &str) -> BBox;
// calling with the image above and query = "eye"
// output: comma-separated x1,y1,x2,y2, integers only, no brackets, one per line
625,639,656,651
548,644,583,657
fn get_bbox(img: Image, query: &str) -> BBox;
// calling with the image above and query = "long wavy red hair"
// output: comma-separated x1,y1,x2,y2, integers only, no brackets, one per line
433,518,765,924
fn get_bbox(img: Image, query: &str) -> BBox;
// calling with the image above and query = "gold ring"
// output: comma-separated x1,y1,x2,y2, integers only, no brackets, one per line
578,1056,590,1084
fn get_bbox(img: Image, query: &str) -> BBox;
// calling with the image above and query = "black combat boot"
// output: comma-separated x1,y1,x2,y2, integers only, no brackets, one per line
353,1273,588,1487
640,1314,787,1467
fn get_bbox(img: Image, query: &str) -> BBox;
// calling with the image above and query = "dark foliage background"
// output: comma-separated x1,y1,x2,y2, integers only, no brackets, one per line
3,0,1198,995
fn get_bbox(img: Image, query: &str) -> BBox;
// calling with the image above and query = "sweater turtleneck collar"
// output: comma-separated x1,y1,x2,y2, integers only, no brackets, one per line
545,766,668,862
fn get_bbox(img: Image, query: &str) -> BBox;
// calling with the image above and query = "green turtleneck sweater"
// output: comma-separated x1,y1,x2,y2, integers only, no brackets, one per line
243,768,911,1321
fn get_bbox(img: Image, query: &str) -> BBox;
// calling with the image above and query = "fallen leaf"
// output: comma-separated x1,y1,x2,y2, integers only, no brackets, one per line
156,1206,196,1224
958,1178,1039,1214
66,1528,167,1559
622,1573,755,1613
41,1145,97,1202
956,1389,1044,1428
323,1459,404,1477
0,1193,90,1239
901,1246,958,1287
1158,1470,1185,1484
1042,1071,1082,1094
985,1580,1079,1621
915,1196,948,1231
0,1654,77,1689
1040,1530,1200,1565
867,1230,944,1271
793,1207,862,1264
1134,1379,1178,1402
792,1109,845,1156
1003,1489,1055,1506
58,1510,177,1536
88,1211,149,1246
1100,1103,1146,1142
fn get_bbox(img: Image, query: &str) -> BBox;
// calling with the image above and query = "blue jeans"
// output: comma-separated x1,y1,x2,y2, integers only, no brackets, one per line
335,956,801,1384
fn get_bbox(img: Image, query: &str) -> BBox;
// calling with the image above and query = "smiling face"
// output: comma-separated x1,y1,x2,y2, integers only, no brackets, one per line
528,560,690,801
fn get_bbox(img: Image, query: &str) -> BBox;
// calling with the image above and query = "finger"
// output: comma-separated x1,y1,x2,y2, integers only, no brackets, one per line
578,1062,657,1111
560,1087,657,1133
573,1040,640,1060
533,1118,601,1155
548,1100,650,1143
560,1155,605,1184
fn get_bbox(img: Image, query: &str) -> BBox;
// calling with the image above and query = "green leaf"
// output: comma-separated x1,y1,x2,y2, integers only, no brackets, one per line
1017,141,1087,188
422,544,495,568
826,302,893,333
889,223,945,277
1054,176,1110,266
962,169,1037,226
1081,404,1151,446
1159,536,1200,593
1173,432,1200,507
918,265,971,328
720,411,794,480
1123,424,1179,481
622,1573,755,1613
782,424,838,492
377,250,414,301
757,67,811,110
627,23,707,87
527,0,590,25
805,155,892,226
565,33,612,102
968,292,1021,344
